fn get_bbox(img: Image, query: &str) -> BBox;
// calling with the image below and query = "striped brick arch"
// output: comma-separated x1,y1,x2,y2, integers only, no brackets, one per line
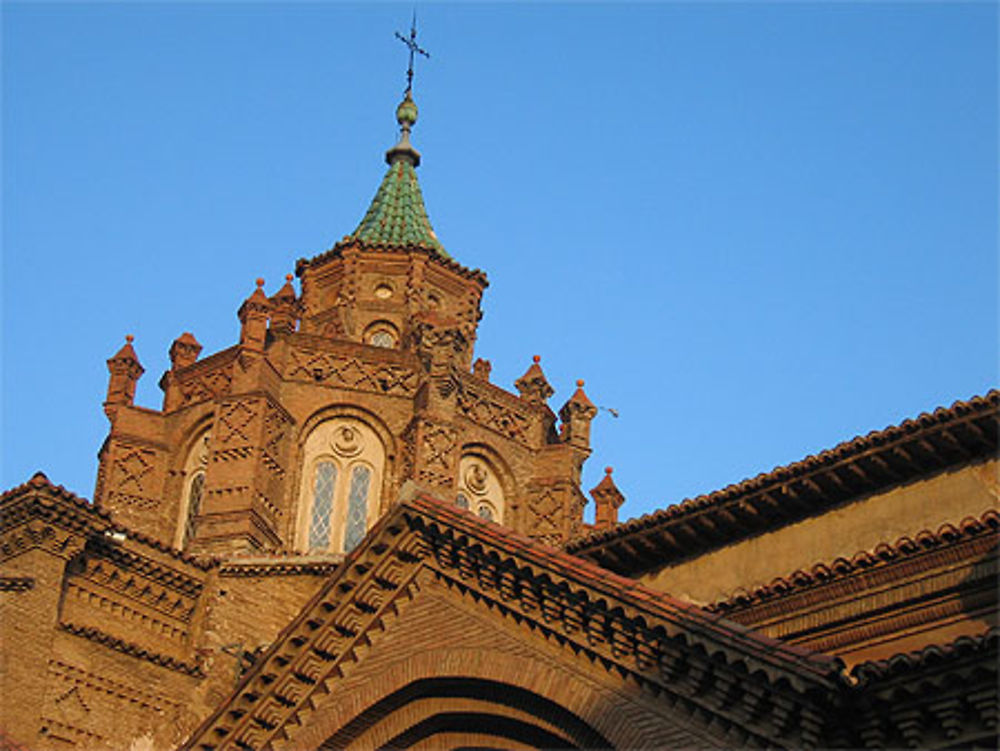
315,676,609,750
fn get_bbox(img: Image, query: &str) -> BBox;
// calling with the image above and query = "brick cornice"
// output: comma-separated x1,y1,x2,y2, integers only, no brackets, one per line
182,495,847,751
59,621,203,677
843,628,998,749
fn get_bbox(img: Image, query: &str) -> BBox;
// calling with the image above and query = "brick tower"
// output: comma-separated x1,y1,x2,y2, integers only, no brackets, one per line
93,91,599,558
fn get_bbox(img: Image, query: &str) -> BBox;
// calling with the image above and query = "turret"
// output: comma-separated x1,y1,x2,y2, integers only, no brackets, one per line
590,466,625,531
515,356,554,405
169,332,202,370
559,380,598,449
238,278,271,351
269,274,300,335
104,335,144,414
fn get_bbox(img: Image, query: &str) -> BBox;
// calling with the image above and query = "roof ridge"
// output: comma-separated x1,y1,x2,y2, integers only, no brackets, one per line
185,491,848,750
705,508,1000,614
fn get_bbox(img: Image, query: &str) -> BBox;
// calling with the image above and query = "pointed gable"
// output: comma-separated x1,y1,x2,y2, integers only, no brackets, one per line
182,494,846,751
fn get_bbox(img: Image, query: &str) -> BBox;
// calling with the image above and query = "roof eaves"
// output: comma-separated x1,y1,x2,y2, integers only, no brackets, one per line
567,391,999,566
706,508,1000,614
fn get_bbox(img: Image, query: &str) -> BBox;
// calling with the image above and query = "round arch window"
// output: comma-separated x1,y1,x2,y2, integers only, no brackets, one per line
458,455,505,524
364,321,398,349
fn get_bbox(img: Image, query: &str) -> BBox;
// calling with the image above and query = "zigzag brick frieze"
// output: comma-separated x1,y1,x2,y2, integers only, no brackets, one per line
287,347,419,396
59,621,203,676
64,579,190,644
0,576,34,592
168,347,239,410
456,382,532,445
47,659,181,714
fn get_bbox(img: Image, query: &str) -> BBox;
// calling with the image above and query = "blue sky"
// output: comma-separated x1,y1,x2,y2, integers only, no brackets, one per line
3,2,996,523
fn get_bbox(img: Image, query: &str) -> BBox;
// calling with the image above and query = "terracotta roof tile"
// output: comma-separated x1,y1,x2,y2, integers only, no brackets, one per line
849,626,998,687
706,508,1000,614
0,472,212,570
567,391,999,572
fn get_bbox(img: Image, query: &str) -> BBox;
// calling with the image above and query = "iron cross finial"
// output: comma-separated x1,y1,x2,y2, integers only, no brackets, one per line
394,11,429,95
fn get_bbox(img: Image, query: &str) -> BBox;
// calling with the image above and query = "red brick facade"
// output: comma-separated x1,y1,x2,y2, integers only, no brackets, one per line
2,91,997,750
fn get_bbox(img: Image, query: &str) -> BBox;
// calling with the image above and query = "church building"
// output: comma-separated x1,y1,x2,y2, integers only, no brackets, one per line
1,79,997,750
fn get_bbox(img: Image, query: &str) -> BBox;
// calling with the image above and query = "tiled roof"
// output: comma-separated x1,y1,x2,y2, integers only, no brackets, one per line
342,159,447,257
567,391,999,575
706,509,1000,615
0,471,212,570
849,626,998,687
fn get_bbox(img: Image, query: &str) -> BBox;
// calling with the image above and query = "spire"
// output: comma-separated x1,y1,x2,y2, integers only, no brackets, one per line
342,92,448,258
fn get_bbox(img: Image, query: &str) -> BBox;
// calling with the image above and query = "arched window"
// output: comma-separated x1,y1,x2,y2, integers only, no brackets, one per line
363,321,398,349
176,431,211,549
457,454,505,524
308,461,337,550
298,418,386,553
183,471,205,547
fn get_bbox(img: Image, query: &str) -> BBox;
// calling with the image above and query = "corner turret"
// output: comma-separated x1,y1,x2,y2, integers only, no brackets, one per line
560,380,598,449
515,356,555,404
238,278,271,351
104,335,144,415
590,466,625,531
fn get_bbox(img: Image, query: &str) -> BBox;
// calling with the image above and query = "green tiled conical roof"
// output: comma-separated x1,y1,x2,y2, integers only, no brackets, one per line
346,159,447,257
344,92,449,258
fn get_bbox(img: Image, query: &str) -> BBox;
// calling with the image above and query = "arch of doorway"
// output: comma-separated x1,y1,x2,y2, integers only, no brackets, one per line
279,643,718,750
317,677,608,750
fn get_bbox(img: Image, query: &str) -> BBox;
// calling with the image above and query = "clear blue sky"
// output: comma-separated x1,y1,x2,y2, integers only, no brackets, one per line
3,2,996,523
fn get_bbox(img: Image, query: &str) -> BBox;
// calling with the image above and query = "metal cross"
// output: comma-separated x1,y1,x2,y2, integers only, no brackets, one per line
395,12,429,95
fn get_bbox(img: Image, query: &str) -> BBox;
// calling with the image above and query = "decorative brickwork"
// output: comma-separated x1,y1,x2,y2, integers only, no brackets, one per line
4,89,998,751
287,347,419,396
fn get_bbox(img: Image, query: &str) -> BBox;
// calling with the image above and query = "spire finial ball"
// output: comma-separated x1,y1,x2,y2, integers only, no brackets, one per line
396,92,418,128
576,379,585,387
532,355,541,364
125,335,134,344
285,274,293,282
255,278,265,288
605,466,613,475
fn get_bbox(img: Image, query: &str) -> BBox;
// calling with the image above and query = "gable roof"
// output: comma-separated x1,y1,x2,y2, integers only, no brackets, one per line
182,493,848,751
567,391,999,575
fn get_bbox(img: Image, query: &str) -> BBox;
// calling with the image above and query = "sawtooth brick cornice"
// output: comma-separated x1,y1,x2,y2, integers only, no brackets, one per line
182,495,848,751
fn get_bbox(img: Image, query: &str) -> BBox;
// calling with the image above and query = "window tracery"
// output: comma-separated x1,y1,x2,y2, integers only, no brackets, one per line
457,454,504,523
364,321,398,349
176,431,211,549
298,418,385,553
